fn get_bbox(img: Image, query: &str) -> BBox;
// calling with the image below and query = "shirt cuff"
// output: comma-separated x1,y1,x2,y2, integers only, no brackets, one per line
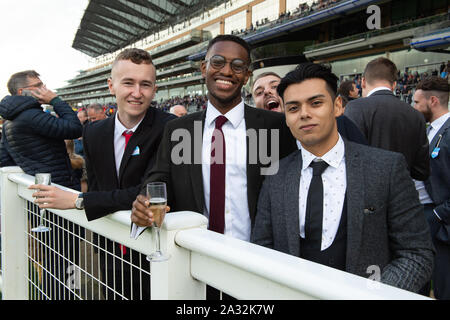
130,223,147,239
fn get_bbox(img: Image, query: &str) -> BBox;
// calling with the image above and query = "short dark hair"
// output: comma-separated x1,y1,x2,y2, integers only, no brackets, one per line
252,71,281,90
112,48,153,70
416,76,449,107
7,70,40,95
277,63,338,100
337,80,355,97
363,57,397,85
206,34,252,63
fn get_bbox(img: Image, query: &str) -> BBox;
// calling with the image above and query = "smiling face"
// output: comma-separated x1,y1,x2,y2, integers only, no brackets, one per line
201,40,251,113
108,59,157,126
284,78,341,156
252,75,283,112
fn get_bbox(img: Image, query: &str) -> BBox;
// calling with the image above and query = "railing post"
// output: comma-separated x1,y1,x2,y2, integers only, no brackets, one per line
0,167,28,299
150,212,208,299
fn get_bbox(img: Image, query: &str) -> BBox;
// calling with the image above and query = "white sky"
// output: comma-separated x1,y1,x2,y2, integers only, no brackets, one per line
0,0,92,98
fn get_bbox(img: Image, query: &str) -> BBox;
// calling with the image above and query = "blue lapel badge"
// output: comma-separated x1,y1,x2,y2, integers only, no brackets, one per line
431,134,443,159
132,146,140,156
431,147,440,159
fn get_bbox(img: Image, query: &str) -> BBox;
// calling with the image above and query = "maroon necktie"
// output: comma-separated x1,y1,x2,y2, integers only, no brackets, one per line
120,130,133,255
209,115,228,233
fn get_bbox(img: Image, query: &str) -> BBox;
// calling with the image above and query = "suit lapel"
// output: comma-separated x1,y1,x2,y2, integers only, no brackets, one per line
118,109,154,182
244,105,265,222
343,141,365,273
284,151,302,256
429,117,450,154
189,110,206,212
97,117,119,187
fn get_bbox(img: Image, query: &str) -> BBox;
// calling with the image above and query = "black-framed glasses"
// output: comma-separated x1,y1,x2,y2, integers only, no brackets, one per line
205,55,249,74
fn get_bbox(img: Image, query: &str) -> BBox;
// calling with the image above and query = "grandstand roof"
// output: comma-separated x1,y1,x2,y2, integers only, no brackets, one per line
72,0,227,57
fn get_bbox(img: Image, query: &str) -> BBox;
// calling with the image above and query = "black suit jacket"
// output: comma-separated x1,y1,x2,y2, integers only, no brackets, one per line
344,90,429,180
336,115,367,145
141,104,297,225
83,107,176,221
425,116,450,243
251,140,434,292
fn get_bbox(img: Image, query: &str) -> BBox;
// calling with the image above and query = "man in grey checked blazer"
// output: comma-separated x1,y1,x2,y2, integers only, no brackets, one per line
251,63,434,294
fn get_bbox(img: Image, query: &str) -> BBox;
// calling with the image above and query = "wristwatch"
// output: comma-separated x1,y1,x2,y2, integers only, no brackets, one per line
75,193,84,210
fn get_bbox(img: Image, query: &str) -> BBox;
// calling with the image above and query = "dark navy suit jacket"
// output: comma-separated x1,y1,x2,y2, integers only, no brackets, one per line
425,116,450,243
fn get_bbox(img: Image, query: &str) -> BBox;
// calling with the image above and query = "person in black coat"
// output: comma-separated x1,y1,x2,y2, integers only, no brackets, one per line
413,76,450,299
0,70,82,189
0,70,83,299
344,57,429,181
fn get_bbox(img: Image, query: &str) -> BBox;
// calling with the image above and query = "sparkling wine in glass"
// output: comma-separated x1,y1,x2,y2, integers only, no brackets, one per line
146,182,170,262
31,173,51,233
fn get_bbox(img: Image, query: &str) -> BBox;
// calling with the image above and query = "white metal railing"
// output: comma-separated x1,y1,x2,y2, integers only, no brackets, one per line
0,167,432,300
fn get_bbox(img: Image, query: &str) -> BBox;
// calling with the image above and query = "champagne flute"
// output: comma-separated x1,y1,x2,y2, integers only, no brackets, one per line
31,173,51,232
146,182,170,262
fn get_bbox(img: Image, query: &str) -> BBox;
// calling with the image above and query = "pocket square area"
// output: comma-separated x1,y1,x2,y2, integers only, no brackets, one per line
364,207,375,214
132,146,140,156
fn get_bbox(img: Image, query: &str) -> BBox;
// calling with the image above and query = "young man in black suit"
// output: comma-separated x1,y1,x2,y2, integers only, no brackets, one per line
251,63,433,294
344,57,429,181
131,35,296,239
413,76,450,299
130,35,297,298
30,48,176,299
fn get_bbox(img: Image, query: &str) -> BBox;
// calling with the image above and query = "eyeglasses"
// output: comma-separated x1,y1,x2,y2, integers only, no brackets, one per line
23,81,44,89
205,55,249,74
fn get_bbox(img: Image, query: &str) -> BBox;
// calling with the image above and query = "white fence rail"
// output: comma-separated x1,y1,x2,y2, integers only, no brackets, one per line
0,167,431,300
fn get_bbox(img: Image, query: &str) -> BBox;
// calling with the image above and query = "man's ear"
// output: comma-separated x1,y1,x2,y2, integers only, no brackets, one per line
334,95,344,117
107,77,115,95
200,60,207,79
430,95,440,108
151,85,158,100
391,81,397,91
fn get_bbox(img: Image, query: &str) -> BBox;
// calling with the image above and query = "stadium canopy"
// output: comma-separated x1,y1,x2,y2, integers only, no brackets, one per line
72,0,227,57
410,27,450,54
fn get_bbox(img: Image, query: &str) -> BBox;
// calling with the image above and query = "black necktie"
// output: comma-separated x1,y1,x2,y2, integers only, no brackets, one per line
305,160,329,250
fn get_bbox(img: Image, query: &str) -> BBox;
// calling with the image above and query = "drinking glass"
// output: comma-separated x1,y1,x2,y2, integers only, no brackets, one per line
31,173,51,233
146,182,170,262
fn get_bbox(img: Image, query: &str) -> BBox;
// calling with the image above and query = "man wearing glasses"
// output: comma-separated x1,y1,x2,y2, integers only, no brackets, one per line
131,35,297,298
0,70,82,189
0,70,82,299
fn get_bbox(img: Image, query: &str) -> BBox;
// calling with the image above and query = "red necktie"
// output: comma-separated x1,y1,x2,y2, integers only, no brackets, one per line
209,115,228,233
122,130,133,148
120,130,133,255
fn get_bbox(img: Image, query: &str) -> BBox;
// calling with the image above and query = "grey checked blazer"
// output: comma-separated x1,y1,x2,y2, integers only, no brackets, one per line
251,140,434,293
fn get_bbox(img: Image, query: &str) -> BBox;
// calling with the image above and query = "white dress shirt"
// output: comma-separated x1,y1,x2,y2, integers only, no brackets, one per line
299,134,347,251
428,112,450,143
114,113,143,177
202,100,251,241
367,86,392,97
